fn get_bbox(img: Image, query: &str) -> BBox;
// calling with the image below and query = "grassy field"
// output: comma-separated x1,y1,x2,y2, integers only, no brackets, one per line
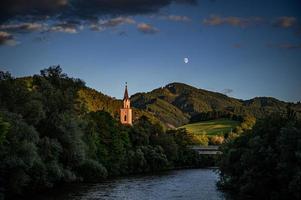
180,119,240,136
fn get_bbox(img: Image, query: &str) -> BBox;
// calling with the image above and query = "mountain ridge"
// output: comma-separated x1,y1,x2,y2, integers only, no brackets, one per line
130,82,300,128
18,77,300,128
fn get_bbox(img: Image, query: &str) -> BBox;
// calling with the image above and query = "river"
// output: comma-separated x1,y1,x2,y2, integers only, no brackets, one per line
36,168,229,200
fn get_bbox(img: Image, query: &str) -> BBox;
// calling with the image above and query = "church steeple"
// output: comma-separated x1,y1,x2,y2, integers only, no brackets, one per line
124,82,129,100
120,82,132,125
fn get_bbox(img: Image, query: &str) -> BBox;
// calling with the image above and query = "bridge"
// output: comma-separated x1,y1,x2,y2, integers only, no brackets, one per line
189,145,221,155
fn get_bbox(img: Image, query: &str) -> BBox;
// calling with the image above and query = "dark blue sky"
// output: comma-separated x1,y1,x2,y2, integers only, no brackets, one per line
0,0,300,101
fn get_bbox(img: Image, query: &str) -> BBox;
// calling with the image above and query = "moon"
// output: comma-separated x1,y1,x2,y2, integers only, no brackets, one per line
184,57,189,64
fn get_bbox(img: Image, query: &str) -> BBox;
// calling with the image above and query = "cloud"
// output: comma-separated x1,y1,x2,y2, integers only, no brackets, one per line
161,15,191,22
0,0,197,43
45,20,84,33
48,21,82,33
203,15,223,26
102,17,135,27
0,0,68,19
273,16,297,28
0,0,197,24
89,23,104,32
203,15,263,27
70,0,197,19
0,21,79,46
0,0,198,46
137,23,159,34
0,31,17,46
221,88,233,95
268,43,301,49
0,22,46,33
90,17,135,31
174,0,197,4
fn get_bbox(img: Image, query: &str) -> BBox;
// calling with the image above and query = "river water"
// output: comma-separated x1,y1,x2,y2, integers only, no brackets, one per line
37,168,228,200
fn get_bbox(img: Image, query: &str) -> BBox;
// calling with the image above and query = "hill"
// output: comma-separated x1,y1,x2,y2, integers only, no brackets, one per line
131,82,297,128
19,77,299,129
18,76,162,126
77,87,161,125
78,87,122,116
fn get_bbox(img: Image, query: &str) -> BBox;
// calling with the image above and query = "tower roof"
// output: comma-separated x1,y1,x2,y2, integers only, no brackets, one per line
123,83,129,100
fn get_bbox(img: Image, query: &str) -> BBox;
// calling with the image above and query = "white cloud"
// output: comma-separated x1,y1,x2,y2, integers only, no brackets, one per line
0,31,18,46
137,23,159,34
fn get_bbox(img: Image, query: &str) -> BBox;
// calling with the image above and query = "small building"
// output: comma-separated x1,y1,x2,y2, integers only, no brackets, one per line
120,83,132,125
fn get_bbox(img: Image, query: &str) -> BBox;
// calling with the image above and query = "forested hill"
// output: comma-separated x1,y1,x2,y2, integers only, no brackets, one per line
18,75,300,129
18,76,161,125
131,82,301,128
18,76,122,117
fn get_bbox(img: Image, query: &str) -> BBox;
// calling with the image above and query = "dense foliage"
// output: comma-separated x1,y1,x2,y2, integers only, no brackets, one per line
0,66,208,199
190,110,244,123
218,113,301,199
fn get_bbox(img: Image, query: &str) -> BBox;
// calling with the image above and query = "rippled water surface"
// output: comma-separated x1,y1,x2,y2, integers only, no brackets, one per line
38,169,227,200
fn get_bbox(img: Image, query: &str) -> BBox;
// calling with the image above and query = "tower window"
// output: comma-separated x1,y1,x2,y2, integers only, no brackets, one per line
124,115,127,122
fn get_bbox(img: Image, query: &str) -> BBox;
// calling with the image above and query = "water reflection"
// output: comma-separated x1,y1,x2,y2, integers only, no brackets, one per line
36,169,228,200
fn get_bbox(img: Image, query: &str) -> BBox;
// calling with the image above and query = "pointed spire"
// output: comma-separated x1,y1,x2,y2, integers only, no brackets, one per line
124,82,129,100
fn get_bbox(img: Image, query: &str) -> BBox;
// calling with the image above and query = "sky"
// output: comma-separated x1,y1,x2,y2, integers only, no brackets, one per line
0,0,300,102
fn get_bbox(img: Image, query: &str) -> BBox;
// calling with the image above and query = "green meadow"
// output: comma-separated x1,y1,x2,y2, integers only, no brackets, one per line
180,119,240,136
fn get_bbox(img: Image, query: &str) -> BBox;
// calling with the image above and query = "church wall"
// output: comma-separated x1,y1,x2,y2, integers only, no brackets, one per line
120,108,132,125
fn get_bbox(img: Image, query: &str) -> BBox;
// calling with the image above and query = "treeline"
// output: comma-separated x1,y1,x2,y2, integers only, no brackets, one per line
0,66,208,199
190,110,244,123
218,112,301,199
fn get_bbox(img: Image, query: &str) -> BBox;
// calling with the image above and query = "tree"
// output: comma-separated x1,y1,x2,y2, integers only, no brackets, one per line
0,111,41,196
0,116,9,145
218,113,301,199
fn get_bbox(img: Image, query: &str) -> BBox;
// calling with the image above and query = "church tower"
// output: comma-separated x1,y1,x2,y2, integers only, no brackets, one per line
120,83,132,125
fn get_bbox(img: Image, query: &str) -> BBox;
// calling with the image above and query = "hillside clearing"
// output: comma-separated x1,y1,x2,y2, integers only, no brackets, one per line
180,119,240,136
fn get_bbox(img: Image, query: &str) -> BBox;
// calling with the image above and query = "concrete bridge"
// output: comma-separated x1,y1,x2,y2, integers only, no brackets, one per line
189,145,221,155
